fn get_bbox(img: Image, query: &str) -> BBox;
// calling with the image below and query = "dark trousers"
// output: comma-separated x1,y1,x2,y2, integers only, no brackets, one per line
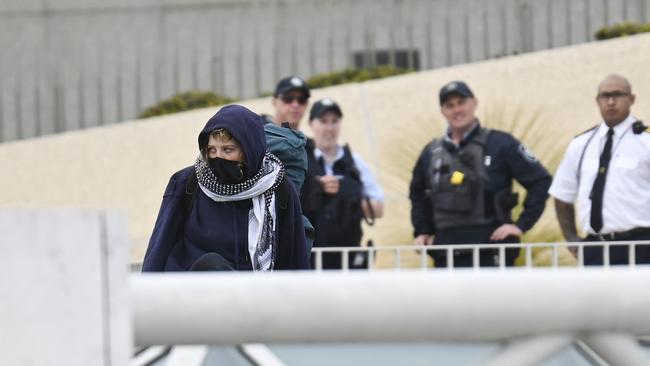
583,230,650,265
430,224,520,268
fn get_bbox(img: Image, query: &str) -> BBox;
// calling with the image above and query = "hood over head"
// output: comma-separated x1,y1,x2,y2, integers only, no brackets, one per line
198,105,266,179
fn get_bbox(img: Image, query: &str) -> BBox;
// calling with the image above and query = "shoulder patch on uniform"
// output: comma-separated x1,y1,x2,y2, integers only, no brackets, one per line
632,120,649,134
518,144,537,162
574,125,598,138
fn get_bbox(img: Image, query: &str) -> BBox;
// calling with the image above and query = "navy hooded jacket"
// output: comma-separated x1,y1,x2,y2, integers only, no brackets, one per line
142,105,310,271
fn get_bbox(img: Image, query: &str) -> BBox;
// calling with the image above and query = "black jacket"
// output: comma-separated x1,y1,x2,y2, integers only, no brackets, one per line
142,105,309,271
409,125,552,237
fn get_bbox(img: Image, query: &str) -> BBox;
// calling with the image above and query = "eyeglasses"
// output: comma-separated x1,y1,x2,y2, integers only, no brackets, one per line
597,91,631,101
279,94,309,105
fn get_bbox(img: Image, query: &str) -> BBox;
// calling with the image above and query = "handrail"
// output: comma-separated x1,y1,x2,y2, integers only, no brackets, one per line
131,269,650,361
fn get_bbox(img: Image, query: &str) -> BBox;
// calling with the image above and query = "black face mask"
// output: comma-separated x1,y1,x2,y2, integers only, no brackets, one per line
208,157,245,184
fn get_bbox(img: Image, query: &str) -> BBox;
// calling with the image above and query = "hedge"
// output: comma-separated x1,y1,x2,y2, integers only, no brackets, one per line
595,21,650,40
306,65,413,89
138,90,236,118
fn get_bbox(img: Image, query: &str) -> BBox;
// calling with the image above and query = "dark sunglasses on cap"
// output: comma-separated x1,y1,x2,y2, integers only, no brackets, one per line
279,94,309,105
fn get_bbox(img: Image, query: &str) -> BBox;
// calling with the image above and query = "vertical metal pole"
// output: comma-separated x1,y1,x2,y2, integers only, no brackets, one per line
367,247,375,271
604,243,610,267
447,247,454,269
552,244,559,268
420,246,428,269
498,245,506,268
629,243,636,268
342,248,349,271
473,246,480,270
315,250,322,271
525,244,533,268
395,248,402,270
578,243,585,267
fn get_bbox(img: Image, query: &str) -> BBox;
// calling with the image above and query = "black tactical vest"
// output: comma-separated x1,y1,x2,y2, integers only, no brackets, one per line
301,139,364,246
427,128,492,230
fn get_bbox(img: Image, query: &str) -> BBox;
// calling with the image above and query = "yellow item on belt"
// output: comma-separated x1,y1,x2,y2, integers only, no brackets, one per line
450,171,464,185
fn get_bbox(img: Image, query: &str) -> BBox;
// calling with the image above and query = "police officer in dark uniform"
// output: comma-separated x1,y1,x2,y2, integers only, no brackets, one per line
301,98,384,269
409,81,552,267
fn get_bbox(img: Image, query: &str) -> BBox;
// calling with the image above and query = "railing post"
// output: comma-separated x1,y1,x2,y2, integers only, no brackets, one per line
394,248,401,269
420,246,428,269
498,245,506,268
367,247,375,271
341,248,349,271
552,244,559,268
577,243,584,268
447,247,454,269
315,250,323,271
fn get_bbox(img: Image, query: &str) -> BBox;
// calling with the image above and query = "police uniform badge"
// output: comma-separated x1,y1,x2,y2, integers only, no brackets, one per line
518,144,537,162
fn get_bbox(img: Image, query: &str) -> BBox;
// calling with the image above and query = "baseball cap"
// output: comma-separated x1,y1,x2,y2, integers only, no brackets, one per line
309,98,343,121
439,81,474,105
274,76,311,98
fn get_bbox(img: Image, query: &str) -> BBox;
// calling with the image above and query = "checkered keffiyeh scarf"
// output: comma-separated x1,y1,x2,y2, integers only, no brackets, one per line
195,152,285,271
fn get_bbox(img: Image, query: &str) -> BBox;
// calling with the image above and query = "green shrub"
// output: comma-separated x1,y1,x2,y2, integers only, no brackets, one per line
139,90,236,118
306,65,413,89
595,22,650,40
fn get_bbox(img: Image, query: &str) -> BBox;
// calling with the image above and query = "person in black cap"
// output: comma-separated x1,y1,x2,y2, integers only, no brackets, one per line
409,80,552,268
263,75,311,130
301,98,384,269
260,76,315,254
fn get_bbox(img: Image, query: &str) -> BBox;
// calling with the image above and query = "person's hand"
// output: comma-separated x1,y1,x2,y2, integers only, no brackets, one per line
318,175,340,195
414,234,433,246
490,224,523,241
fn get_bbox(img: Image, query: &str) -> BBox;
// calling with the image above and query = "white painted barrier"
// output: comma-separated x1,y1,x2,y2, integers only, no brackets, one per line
0,209,131,366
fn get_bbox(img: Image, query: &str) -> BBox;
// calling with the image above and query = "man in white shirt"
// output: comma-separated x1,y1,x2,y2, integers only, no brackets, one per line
549,74,650,265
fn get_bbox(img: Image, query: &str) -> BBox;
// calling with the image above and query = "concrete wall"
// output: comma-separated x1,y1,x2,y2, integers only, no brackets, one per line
1,0,649,142
0,34,648,264
0,209,131,365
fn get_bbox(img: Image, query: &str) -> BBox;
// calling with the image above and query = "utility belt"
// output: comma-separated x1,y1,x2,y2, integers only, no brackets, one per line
585,227,650,241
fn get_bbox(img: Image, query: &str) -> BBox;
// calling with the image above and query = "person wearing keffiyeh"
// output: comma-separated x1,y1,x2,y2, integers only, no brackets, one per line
142,105,310,271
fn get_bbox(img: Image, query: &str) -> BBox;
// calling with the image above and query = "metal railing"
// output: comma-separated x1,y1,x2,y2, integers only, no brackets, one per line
311,241,650,271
